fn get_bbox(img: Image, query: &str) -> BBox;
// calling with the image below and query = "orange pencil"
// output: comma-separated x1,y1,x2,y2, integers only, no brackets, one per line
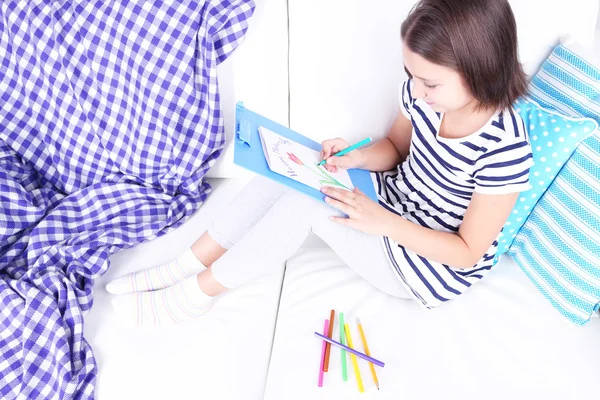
323,309,335,372
357,317,380,390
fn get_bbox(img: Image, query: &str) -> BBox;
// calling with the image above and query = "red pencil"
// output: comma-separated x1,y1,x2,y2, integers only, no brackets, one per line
318,319,329,387
323,309,335,372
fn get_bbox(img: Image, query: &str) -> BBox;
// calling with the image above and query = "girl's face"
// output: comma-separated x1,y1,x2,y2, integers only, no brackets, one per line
402,45,476,114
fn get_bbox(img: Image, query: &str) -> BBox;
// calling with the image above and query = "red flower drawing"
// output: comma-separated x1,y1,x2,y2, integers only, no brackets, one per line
287,152,303,166
285,151,350,190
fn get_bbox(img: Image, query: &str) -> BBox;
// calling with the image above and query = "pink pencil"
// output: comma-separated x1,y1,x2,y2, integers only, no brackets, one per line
318,319,329,387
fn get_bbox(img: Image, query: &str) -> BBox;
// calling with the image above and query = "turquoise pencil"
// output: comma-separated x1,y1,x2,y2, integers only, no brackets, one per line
318,137,372,166
339,312,348,381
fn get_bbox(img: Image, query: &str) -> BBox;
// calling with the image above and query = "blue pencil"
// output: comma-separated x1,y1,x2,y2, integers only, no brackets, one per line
317,137,372,166
314,331,385,367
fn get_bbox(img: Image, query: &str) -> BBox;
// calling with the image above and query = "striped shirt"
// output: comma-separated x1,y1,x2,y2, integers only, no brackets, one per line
372,80,534,308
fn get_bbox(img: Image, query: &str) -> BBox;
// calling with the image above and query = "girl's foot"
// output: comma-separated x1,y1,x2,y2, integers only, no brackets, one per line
111,275,213,326
106,248,206,294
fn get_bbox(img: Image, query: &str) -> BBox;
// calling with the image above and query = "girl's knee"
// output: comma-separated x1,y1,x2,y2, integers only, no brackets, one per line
251,176,289,195
277,191,335,216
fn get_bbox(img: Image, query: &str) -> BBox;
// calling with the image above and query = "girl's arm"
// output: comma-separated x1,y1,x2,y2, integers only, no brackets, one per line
357,110,413,172
385,191,519,268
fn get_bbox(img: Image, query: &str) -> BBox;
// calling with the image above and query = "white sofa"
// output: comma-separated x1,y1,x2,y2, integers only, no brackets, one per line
87,1,600,399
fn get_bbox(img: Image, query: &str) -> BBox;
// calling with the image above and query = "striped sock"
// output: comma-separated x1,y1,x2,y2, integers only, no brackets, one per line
111,275,213,326
105,247,206,294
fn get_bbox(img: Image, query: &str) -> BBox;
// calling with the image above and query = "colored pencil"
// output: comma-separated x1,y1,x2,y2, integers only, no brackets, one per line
323,309,335,372
357,317,380,390
317,137,373,166
313,332,385,367
318,319,329,387
344,323,364,393
339,312,348,381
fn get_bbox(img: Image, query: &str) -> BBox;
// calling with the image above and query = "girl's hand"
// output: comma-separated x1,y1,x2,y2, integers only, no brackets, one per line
321,186,395,236
320,138,365,173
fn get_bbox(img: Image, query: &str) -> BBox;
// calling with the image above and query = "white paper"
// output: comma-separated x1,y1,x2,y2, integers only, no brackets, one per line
258,126,354,191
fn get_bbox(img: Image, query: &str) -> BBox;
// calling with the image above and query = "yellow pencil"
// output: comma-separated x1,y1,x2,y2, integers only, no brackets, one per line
344,323,364,393
356,317,380,390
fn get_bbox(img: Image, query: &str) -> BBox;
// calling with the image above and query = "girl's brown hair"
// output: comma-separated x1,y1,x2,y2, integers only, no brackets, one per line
401,0,527,110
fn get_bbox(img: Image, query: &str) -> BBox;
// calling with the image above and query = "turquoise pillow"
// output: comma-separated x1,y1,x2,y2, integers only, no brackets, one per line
528,38,600,125
509,133,600,326
495,98,598,258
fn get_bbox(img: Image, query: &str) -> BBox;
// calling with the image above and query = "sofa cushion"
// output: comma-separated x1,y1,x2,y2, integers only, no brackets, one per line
264,244,600,399
287,0,600,148
87,178,284,399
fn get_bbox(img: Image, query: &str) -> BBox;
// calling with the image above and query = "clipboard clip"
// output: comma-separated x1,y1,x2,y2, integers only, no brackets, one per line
236,101,252,146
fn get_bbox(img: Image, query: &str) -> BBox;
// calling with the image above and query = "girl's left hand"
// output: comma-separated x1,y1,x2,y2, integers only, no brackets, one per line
322,186,396,236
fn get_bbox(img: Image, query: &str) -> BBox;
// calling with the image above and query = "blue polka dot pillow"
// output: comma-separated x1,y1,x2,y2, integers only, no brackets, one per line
495,98,598,257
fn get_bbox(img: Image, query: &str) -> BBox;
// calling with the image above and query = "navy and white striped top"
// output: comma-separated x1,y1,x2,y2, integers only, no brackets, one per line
372,80,534,308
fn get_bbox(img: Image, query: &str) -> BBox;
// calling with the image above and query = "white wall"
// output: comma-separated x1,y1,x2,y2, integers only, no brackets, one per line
595,6,600,56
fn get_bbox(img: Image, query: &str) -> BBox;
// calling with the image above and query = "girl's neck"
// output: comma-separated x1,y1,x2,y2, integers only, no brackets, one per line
439,100,498,139
446,98,491,120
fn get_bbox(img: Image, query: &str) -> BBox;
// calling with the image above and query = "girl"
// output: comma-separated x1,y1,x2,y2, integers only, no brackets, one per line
107,0,533,325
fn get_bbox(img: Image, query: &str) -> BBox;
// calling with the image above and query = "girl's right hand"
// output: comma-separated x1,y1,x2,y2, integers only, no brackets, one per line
320,138,365,173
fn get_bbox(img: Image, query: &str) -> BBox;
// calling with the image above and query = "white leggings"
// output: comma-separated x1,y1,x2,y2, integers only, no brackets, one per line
208,177,411,298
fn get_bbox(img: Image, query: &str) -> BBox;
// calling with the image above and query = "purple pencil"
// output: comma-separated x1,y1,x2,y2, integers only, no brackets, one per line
314,331,385,367
318,319,329,387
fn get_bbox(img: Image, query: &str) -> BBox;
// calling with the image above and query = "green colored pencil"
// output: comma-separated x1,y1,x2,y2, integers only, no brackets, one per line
317,137,372,166
339,312,348,381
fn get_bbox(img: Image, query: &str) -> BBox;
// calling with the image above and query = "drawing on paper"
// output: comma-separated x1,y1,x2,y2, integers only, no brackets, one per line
258,126,354,191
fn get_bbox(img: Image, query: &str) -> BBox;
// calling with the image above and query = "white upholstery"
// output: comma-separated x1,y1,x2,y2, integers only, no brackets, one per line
595,7,600,55
264,245,600,399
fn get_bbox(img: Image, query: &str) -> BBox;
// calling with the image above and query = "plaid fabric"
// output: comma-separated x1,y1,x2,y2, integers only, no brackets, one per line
0,0,254,398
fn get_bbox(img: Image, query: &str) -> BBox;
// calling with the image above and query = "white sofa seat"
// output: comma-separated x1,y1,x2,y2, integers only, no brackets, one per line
264,244,600,399
86,178,286,400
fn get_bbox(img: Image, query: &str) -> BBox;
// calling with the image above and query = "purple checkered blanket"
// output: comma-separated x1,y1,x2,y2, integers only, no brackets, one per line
0,0,254,398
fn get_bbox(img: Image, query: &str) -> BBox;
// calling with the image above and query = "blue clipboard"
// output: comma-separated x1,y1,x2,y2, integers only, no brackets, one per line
233,101,377,204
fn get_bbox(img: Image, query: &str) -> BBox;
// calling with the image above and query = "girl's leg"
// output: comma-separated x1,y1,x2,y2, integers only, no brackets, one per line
192,176,290,265
112,191,411,326
203,176,290,253
207,191,412,298
106,177,289,294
